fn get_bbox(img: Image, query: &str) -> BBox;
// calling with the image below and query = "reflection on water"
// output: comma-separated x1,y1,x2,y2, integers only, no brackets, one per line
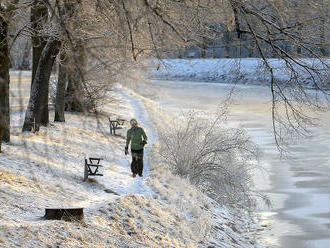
139,79,330,248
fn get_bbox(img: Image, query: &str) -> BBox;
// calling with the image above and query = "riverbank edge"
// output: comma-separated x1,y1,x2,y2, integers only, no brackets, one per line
119,83,267,247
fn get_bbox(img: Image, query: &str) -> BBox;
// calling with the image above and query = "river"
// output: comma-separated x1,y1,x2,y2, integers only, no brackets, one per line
137,79,330,248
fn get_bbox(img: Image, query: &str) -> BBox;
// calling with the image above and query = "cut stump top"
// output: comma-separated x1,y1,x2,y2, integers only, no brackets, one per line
44,208,84,222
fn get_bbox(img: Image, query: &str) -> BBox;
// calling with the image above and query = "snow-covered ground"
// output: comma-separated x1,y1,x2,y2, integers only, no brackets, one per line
147,58,329,88
135,58,330,248
0,71,263,247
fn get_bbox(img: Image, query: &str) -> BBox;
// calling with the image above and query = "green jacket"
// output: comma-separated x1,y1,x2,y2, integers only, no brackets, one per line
126,127,148,150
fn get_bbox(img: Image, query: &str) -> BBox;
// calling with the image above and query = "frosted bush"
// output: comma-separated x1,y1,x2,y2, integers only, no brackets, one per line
159,111,259,208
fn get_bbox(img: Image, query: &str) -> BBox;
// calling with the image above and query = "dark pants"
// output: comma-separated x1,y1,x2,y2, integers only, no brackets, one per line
131,149,144,176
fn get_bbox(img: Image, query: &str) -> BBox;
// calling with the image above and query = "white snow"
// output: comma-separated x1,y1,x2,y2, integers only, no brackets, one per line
0,71,264,247
148,58,329,88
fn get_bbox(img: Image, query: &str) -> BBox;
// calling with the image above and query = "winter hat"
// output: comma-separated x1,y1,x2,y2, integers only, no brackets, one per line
130,118,138,126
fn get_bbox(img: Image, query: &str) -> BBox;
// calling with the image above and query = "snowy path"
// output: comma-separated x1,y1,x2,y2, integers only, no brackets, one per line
116,85,157,178
72,85,156,210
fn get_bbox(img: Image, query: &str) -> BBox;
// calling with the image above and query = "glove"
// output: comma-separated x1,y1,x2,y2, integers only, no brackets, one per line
125,147,128,155
141,140,147,147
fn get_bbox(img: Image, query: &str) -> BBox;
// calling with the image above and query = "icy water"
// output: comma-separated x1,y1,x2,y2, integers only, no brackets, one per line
139,79,330,248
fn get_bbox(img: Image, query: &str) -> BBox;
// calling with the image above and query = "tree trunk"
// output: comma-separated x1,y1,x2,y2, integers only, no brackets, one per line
284,40,291,54
65,74,84,112
248,40,255,58
296,44,302,55
0,9,10,149
39,69,50,126
200,37,207,58
54,52,67,122
296,18,302,56
65,42,86,112
320,17,328,56
31,0,49,126
31,0,48,85
22,40,61,132
224,26,230,58
18,40,32,70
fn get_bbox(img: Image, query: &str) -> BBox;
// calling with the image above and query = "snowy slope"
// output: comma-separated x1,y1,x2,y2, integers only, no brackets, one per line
0,71,264,247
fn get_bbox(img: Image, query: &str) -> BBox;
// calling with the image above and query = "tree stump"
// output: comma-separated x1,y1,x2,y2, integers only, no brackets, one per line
44,208,84,222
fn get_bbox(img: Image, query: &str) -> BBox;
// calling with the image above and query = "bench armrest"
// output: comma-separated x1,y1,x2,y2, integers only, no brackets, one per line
88,157,103,164
89,157,103,160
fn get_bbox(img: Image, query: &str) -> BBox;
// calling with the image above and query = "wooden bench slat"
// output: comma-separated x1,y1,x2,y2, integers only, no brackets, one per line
89,157,103,160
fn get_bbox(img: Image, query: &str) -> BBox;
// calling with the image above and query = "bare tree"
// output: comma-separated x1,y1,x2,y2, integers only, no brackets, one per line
31,0,48,84
22,39,61,132
0,6,10,152
22,0,78,129
54,50,67,122
31,0,50,125
226,0,329,152
54,0,81,121
0,0,19,152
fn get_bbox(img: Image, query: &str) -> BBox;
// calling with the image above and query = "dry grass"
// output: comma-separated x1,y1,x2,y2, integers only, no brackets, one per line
0,234,7,245
0,169,42,191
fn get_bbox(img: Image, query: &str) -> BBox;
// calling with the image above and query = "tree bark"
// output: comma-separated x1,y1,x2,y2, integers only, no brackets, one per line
224,26,231,58
65,42,86,112
54,52,67,122
65,73,84,112
319,17,328,56
31,0,48,84
39,67,50,126
22,40,61,132
18,40,31,70
54,0,84,119
31,0,49,125
56,0,85,113
0,8,11,149
201,37,207,58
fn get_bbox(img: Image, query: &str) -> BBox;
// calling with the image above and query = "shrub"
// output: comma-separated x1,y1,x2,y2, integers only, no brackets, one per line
159,111,259,208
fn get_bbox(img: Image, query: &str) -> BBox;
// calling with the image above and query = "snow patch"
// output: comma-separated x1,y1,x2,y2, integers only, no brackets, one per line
148,58,329,88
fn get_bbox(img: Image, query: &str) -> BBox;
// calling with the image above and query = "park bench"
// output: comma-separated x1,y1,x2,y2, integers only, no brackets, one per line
109,118,125,135
83,157,104,181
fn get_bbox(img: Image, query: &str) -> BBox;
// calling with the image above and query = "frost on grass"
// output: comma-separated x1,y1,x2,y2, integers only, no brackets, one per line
158,110,259,208
97,194,201,247
143,140,262,248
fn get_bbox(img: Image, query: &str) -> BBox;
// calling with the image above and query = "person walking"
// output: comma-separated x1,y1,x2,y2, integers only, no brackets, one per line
125,118,148,177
